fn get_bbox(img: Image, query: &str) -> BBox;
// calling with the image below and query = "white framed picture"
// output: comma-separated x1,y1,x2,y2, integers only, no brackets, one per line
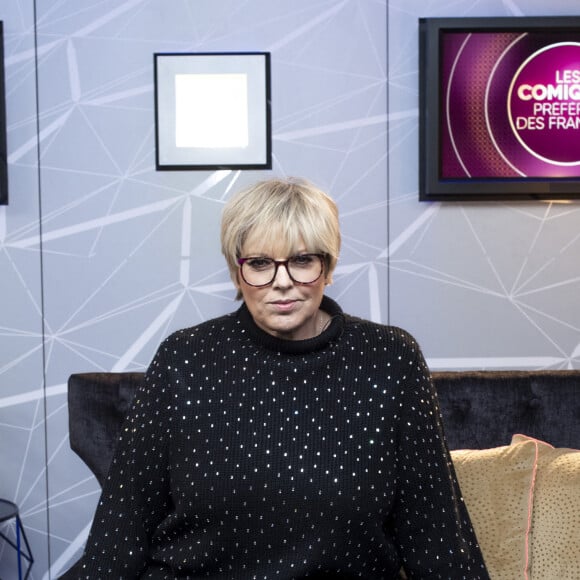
154,52,271,170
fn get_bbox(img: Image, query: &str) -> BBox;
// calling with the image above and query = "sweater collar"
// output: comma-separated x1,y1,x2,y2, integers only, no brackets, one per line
237,295,344,354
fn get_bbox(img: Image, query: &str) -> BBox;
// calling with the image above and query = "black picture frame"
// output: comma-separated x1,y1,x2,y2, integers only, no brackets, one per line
154,52,271,171
0,21,8,205
419,16,580,201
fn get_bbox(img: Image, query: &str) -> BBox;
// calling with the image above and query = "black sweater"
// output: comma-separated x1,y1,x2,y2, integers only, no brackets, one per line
79,296,489,579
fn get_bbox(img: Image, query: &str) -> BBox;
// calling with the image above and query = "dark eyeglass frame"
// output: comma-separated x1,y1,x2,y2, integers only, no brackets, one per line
237,253,325,287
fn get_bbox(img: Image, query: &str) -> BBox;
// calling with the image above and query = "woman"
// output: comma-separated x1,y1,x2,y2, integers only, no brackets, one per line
77,178,489,579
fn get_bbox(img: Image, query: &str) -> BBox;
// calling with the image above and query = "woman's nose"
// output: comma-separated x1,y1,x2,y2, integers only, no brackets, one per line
272,262,294,287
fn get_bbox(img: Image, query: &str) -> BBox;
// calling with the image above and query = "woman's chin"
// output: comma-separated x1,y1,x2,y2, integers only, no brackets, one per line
264,316,316,341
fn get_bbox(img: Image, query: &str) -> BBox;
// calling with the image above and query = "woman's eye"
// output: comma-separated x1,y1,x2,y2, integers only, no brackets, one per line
291,254,314,266
247,258,272,270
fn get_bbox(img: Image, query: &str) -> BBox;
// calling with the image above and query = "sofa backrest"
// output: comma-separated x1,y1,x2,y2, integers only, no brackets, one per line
434,370,580,450
68,372,144,486
68,369,580,486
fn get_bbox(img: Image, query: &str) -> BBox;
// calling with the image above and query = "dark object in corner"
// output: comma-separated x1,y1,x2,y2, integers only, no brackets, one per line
0,21,8,206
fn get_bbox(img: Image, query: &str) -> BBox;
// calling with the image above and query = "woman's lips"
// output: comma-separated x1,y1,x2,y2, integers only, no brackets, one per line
271,299,298,312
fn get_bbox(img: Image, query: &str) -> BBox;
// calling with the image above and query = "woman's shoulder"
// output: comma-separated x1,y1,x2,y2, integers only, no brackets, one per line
340,315,431,389
323,296,419,346
159,311,239,350
343,313,421,348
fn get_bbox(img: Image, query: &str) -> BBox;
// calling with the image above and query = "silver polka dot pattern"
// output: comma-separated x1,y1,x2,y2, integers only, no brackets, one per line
79,297,489,579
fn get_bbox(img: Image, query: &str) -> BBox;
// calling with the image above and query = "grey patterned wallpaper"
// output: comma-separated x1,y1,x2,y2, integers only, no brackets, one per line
0,0,579,577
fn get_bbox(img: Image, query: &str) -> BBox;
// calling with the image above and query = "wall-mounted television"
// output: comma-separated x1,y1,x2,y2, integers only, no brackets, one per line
0,21,7,205
419,16,580,201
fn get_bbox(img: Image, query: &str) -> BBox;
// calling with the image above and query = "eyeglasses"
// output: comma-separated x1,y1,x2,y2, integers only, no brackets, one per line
237,253,325,287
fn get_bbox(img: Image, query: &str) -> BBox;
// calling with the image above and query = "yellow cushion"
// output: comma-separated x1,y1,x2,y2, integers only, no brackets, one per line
511,435,580,580
451,438,539,579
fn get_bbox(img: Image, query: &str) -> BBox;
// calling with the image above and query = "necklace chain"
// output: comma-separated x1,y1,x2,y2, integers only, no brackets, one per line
319,312,331,334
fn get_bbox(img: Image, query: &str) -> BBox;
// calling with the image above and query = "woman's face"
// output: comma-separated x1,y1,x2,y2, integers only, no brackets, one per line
237,230,328,340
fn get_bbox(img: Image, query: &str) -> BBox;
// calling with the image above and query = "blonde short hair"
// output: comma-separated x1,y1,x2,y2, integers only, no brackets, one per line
221,178,341,298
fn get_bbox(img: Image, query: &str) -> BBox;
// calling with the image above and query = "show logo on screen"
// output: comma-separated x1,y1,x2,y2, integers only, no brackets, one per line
508,43,580,166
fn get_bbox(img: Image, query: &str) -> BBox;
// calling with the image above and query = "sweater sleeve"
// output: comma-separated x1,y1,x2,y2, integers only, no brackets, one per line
77,342,174,579
388,330,489,579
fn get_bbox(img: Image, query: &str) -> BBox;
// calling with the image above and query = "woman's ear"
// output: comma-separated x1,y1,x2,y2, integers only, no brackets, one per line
233,270,244,301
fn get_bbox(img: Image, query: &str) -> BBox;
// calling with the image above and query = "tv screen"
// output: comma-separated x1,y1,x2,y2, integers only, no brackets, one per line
0,21,7,205
419,16,580,201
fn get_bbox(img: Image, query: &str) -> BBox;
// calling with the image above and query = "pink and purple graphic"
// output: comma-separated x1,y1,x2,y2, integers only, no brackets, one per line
441,31,580,179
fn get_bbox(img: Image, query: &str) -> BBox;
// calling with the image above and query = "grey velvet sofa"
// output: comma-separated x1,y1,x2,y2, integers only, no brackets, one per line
62,369,580,578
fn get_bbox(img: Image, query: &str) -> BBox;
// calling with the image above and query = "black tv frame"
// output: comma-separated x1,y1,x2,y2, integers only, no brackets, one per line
419,16,580,202
0,21,7,205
